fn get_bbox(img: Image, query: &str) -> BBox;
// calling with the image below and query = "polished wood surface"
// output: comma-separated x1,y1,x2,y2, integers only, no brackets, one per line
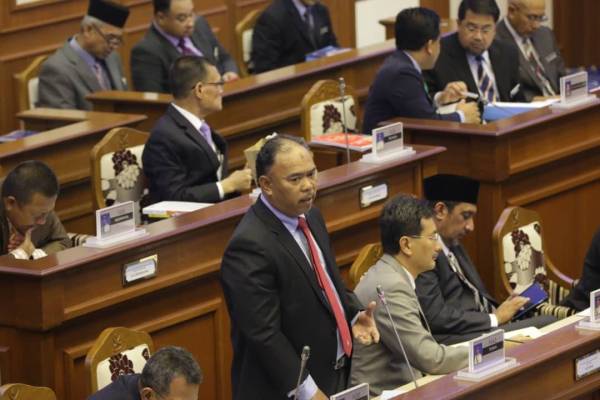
5,109,147,233
387,319,600,400
0,144,443,400
392,97,600,301
87,40,396,170
553,0,600,68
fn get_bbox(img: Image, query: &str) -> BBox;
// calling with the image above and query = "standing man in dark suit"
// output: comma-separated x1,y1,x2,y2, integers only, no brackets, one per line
38,0,129,110
221,135,379,399
415,174,555,345
131,0,239,93
496,0,566,101
362,7,480,135
425,0,523,103
142,56,251,204
251,0,338,73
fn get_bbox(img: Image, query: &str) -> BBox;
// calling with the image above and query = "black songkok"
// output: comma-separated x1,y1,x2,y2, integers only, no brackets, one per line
88,0,130,28
423,174,479,204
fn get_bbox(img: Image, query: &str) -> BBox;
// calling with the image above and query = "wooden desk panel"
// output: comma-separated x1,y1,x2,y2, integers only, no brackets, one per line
397,99,600,300
87,41,395,169
2,110,146,234
0,145,443,400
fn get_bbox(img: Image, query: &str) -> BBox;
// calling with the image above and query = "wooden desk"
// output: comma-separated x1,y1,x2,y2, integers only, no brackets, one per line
3,109,146,233
390,99,600,300
87,40,395,169
0,145,443,400
379,18,457,41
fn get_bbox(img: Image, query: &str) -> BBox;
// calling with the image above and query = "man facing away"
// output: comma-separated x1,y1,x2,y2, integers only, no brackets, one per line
362,7,480,135
350,194,467,397
131,0,239,93
38,0,129,110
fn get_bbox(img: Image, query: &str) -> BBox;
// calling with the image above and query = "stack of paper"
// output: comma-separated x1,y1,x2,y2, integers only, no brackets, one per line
142,201,213,218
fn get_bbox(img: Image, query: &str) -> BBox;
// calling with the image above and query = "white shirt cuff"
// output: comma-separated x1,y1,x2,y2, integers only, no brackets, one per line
216,182,224,200
10,248,29,259
32,248,47,259
456,110,465,122
288,374,317,400
489,313,498,327
433,91,443,107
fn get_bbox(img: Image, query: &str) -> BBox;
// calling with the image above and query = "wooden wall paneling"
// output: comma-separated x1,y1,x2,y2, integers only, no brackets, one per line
421,0,450,19
320,0,357,48
553,0,600,67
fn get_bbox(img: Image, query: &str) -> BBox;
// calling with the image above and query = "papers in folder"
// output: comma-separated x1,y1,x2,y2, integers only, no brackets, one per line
483,99,558,121
310,132,372,152
142,201,212,218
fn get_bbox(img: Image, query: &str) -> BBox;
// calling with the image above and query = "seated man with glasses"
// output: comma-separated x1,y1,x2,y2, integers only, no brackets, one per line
350,194,468,397
38,0,129,110
88,346,202,400
131,0,239,93
142,56,252,204
496,0,566,101
424,0,524,103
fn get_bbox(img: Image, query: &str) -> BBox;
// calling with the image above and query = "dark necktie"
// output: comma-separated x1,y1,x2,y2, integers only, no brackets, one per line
522,38,556,96
304,8,319,48
178,38,193,56
297,217,352,356
447,250,492,313
475,55,497,103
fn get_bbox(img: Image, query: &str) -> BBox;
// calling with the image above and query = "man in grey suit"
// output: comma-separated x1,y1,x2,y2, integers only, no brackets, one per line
131,0,239,93
38,0,129,110
350,195,467,397
496,0,566,101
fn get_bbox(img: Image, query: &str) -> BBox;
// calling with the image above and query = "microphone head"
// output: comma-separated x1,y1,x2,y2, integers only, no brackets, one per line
301,346,310,360
338,77,346,88
376,285,387,304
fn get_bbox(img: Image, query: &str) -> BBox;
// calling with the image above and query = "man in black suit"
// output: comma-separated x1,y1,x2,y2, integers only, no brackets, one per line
362,7,480,135
496,0,566,101
142,56,252,204
251,0,338,73
220,135,379,399
131,0,239,93
415,174,556,345
425,0,523,103
561,228,600,311
88,346,202,400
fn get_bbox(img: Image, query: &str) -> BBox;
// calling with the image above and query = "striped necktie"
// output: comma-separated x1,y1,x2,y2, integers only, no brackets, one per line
475,55,497,103
522,38,556,96
447,250,492,313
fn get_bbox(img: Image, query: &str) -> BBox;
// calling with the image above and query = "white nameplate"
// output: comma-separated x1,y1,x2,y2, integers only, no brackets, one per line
360,122,415,163
360,183,388,208
576,288,600,331
330,383,369,400
575,349,600,381
84,201,148,248
552,71,600,110
123,255,158,286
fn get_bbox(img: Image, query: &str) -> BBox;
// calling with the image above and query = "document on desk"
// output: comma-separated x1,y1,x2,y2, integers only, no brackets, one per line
483,99,559,121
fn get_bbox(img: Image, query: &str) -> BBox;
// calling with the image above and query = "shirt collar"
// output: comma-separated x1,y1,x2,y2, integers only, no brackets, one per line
381,253,416,289
170,102,207,132
467,49,491,65
291,0,309,18
69,36,97,69
504,17,528,43
438,236,452,258
153,21,185,48
259,194,305,234
402,50,422,74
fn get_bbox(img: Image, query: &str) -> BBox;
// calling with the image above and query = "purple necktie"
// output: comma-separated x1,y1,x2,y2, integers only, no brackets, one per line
199,122,215,148
178,38,193,56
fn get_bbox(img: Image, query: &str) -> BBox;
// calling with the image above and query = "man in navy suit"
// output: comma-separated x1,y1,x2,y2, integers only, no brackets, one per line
131,0,239,93
142,56,251,204
251,0,338,73
425,0,523,103
362,7,480,135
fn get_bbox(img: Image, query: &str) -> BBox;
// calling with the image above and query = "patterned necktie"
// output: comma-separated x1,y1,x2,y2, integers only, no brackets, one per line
297,217,352,356
475,55,497,103
446,250,491,313
304,8,319,48
178,38,193,56
522,38,556,96
198,122,215,149
93,62,110,90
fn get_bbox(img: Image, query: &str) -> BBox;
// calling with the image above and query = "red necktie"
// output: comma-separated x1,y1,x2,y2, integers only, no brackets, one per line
297,217,352,356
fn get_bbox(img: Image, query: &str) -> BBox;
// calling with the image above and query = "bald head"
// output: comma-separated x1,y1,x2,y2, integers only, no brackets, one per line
507,0,547,37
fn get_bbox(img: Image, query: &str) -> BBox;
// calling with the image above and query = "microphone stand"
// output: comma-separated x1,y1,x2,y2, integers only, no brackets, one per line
293,346,311,400
376,285,419,389
338,77,351,164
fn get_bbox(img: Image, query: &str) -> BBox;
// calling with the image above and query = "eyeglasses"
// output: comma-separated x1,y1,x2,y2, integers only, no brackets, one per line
171,11,196,23
92,24,123,46
464,23,495,35
409,233,440,242
191,80,226,91
525,13,548,23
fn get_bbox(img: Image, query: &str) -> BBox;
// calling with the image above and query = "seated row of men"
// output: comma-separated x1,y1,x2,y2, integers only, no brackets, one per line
37,0,337,110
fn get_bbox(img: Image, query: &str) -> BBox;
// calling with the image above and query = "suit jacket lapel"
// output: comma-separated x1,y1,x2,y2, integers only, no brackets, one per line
62,42,102,92
448,34,478,94
285,0,316,49
453,245,497,305
190,27,215,63
488,41,509,100
104,55,124,90
149,25,182,62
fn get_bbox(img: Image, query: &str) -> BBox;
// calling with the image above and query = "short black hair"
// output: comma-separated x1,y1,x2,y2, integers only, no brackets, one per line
395,7,441,51
169,56,213,99
1,161,59,205
255,135,308,179
140,346,202,396
458,0,501,22
153,0,170,14
380,194,434,255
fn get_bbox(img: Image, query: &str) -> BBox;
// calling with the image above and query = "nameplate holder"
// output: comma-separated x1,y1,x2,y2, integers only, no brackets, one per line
575,349,600,381
359,183,388,208
551,71,600,110
361,122,416,164
576,288,600,331
84,201,148,248
330,382,369,400
455,329,518,382
122,255,158,287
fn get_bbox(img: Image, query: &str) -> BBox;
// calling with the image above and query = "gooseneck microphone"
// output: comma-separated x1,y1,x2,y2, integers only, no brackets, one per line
293,346,311,400
376,285,419,389
338,77,351,164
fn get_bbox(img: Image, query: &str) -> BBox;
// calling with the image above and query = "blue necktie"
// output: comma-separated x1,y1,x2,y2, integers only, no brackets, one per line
475,55,496,103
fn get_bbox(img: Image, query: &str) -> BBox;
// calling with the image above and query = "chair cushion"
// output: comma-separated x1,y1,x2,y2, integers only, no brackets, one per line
310,97,357,139
502,221,546,293
28,77,39,109
242,29,253,63
100,145,145,205
96,344,151,390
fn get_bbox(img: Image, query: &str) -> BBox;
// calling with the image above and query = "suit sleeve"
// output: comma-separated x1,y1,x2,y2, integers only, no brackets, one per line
416,269,492,334
142,134,221,203
251,13,284,73
194,16,239,75
220,234,305,395
35,211,71,254
376,281,468,374
37,62,77,109
322,7,338,47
